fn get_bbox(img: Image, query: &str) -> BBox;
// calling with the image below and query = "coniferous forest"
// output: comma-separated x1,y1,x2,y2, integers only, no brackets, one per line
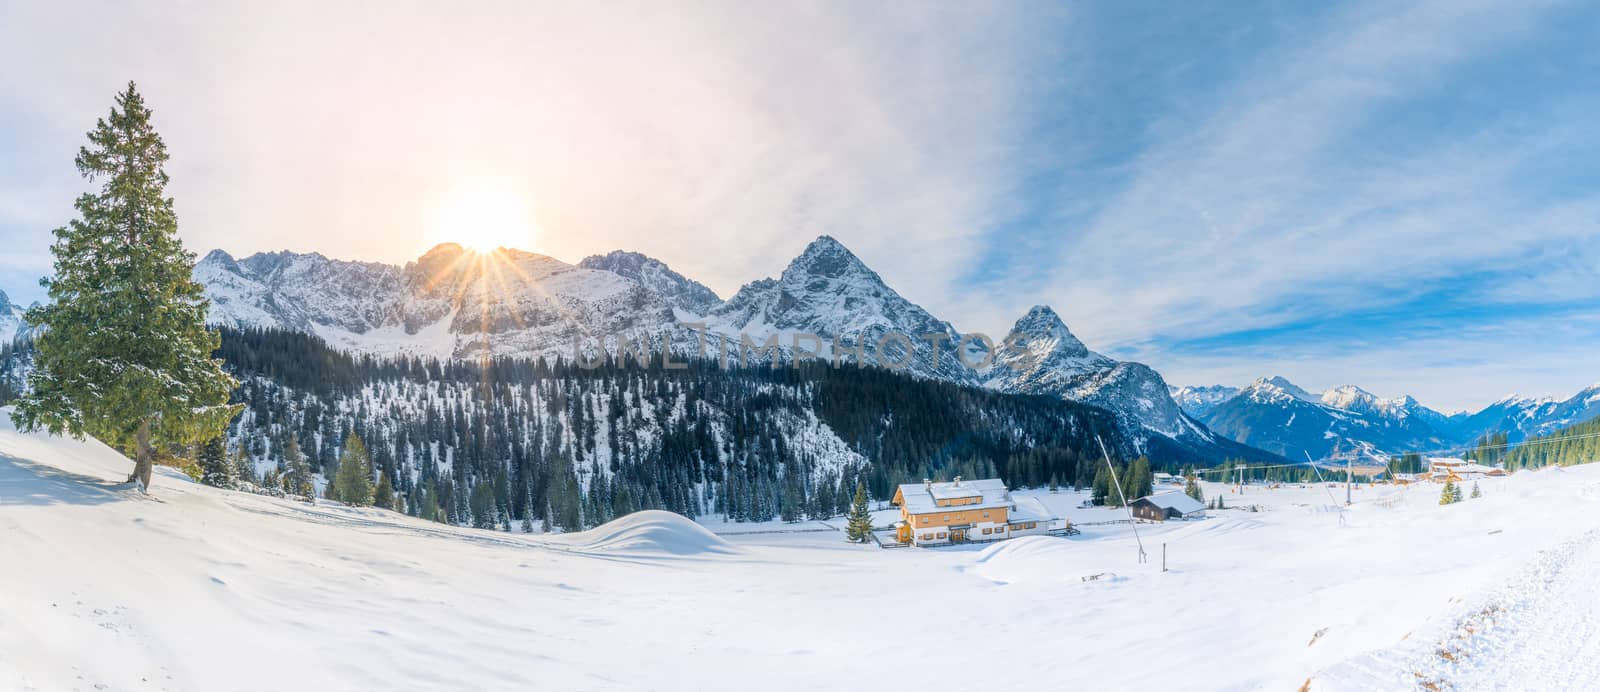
5,325,1294,531
1502,417,1600,471
207,327,1158,530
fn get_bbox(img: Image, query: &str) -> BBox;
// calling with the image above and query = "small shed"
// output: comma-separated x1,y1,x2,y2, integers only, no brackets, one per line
1130,491,1207,521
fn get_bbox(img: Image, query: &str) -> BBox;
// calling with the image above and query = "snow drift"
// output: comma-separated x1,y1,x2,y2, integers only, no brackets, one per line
548,509,739,557
970,535,1104,584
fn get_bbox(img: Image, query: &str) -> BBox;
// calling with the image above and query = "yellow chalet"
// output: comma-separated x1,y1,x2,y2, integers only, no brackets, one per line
891,477,1058,546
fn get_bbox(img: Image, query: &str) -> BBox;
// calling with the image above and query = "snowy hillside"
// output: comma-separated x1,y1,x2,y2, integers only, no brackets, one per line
5,409,1599,690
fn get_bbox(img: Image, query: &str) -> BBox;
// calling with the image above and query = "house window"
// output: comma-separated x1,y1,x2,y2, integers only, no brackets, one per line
920,517,929,524
982,511,989,517
943,515,949,521
937,532,947,539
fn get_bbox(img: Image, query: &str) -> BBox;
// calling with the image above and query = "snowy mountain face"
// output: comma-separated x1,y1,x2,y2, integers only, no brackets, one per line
193,235,1272,464
1456,386,1600,444
577,250,721,316
0,289,26,344
1171,384,1242,417
1197,377,1457,460
199,244,682,361
980,305,1250,460
1186,373,1600,459
704,235,979,382
0,289,40,346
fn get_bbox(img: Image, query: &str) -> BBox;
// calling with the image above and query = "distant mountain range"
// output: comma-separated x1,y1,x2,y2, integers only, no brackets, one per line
13,234,1594,468
1173,377,1600,460
193,235,1261,463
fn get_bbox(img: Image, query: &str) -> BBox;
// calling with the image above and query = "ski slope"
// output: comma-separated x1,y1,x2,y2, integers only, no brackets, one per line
2,411,1598,691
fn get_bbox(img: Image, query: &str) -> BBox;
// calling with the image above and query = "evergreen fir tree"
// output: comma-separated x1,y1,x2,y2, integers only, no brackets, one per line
283,437,315,502
231,446,255,486
332,433,374,506
845,480,872,543
197,436,235,489
1128,457,1153,500
1470,481,1481,499
1184,475,1205,503
421,479,442,522
373,468,395,510
1440,479,1459,505
10,82,240,491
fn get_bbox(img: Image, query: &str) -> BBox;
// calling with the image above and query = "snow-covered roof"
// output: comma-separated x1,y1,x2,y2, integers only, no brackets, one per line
1136,491,1206,514
895,478,1010,514
927,485,984,501
1009,496,1055,523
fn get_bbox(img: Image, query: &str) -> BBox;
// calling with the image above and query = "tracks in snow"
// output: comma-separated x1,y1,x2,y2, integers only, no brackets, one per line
1318,527,1600,690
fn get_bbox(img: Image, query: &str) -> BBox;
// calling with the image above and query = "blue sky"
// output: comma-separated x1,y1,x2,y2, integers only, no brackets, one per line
1,0,1598,412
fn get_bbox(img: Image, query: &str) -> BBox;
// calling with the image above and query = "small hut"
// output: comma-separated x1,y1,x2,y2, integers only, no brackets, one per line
1130,491,1207,521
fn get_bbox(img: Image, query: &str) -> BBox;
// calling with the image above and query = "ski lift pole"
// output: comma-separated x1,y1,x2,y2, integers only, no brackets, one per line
1305,451,1347,527
1097,435,1147,564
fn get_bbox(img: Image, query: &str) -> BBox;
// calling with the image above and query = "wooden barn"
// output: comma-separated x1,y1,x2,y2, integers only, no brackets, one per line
1130,491,1207,522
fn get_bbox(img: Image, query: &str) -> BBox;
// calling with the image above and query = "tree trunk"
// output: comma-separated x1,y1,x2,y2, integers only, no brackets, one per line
127,418,154,492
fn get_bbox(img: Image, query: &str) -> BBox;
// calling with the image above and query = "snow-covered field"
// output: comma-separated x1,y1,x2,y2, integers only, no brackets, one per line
3,413,1597,691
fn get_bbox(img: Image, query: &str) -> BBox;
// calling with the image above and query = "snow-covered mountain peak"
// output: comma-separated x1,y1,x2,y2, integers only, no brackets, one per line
1245,376,1318,404
579,250,721,315
1008,305,1093,358
987,306,1207,443
198,249,241,273
783,235,877,282
1321,384,1381,412
1171,384,1243,417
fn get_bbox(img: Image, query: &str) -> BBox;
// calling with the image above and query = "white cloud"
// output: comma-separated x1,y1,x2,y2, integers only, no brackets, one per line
979,0,1600,409
0,0,1062,312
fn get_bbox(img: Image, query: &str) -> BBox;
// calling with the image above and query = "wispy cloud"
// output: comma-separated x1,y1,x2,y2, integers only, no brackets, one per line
986,0,1600,409
0,1,1065,312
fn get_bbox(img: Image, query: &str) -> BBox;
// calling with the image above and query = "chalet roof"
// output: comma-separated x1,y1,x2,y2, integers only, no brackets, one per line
895,478,1010,514
1135,491,1206,515
1009,496,1055,523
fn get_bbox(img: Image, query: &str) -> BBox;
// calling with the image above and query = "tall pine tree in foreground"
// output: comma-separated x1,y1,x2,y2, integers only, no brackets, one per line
11,83,238,490
845,481,872,543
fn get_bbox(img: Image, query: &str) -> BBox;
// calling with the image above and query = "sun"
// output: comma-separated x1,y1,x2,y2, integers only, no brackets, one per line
431,182,535,254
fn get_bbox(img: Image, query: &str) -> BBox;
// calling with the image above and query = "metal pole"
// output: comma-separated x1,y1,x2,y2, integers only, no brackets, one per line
1097,435,1146,564
1162,543,1167,572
